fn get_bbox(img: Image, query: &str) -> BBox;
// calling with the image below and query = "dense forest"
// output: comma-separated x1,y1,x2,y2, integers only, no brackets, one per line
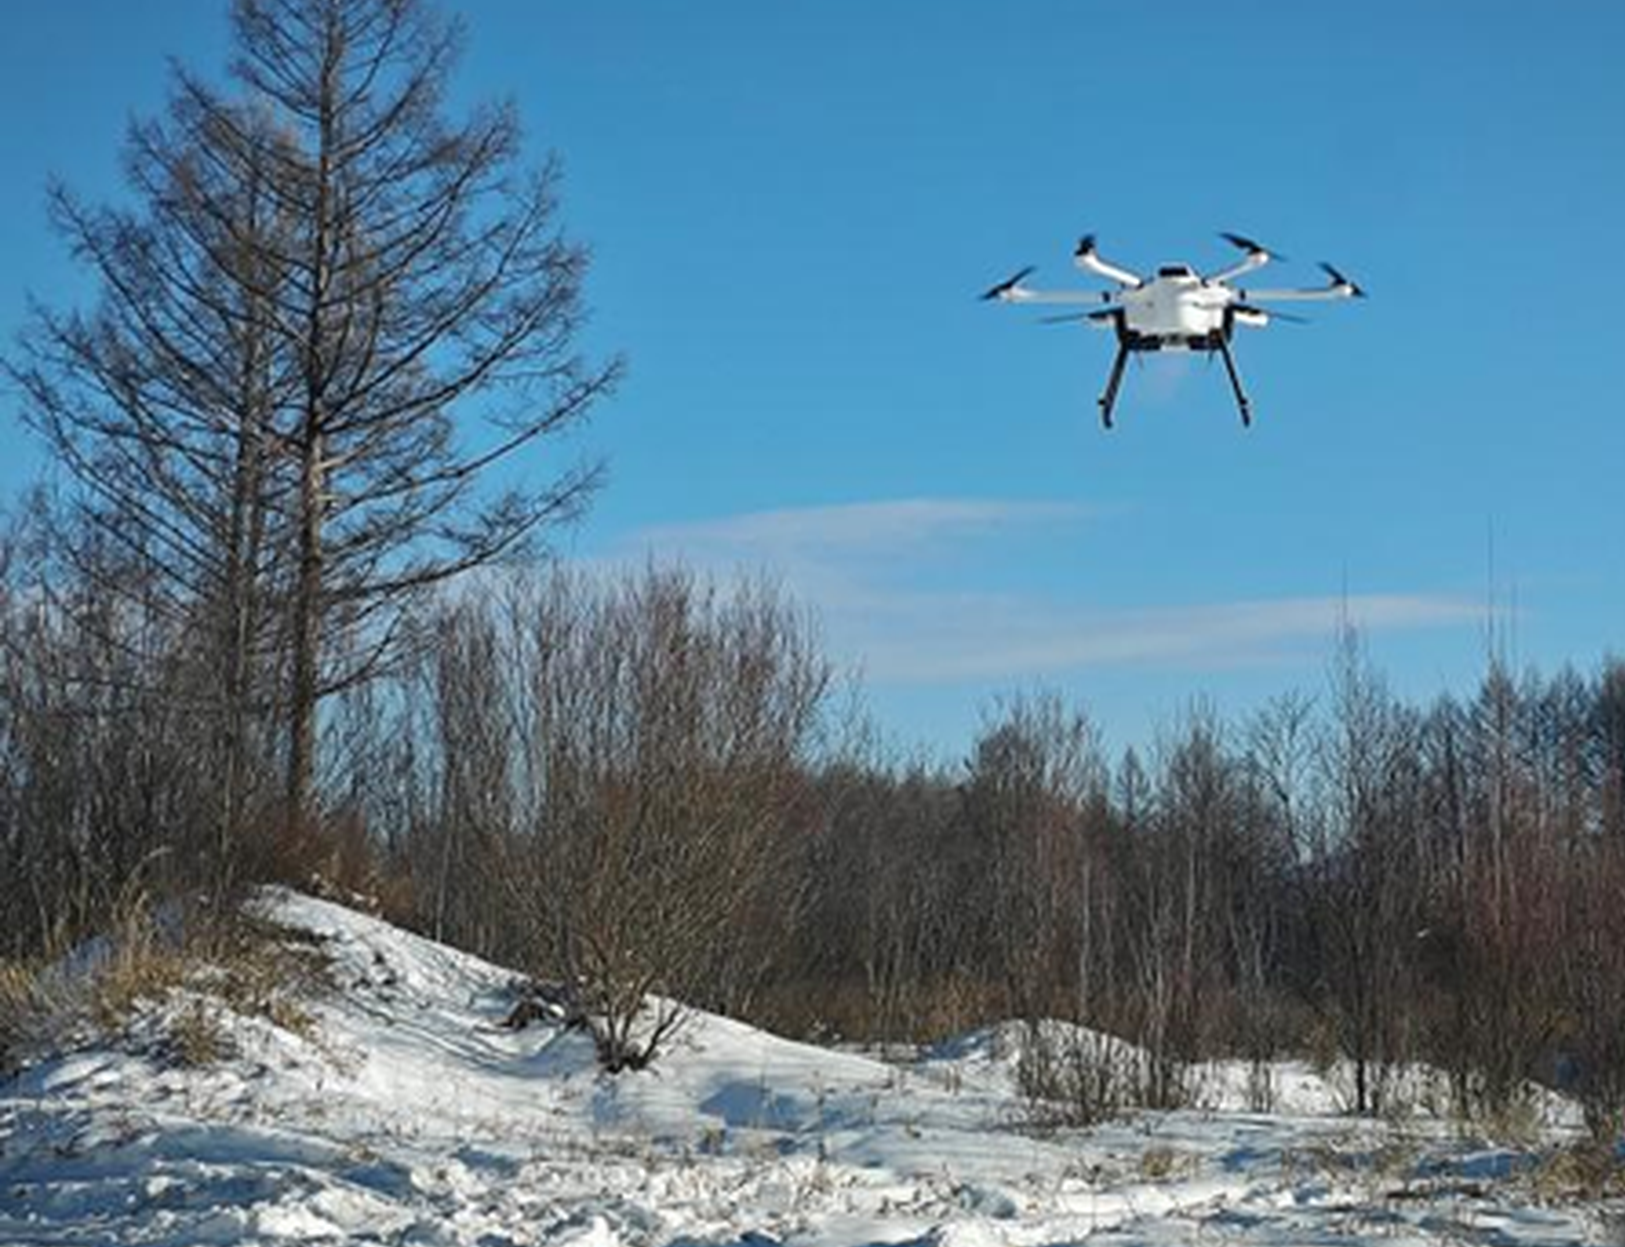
3,0,1624,1145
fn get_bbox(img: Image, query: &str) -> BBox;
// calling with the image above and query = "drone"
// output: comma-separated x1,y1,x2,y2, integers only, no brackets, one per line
981,233,1365,428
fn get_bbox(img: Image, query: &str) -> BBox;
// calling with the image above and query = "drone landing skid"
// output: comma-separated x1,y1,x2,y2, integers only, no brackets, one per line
1096,341,1253,429
1213,338,1252,428
1098,341,1130,430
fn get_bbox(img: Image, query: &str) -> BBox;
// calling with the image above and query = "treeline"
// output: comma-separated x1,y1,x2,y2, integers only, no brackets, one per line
384,585,1625,1127
5,526,1625,1127
4,0,1625,1134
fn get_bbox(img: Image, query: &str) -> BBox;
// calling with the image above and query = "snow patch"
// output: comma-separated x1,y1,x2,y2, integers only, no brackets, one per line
1,887,1614,1247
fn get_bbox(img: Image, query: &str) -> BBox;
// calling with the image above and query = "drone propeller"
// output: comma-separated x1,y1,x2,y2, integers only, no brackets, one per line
1220,231,1285,260
979,265,1036,301
1319,262,1367,297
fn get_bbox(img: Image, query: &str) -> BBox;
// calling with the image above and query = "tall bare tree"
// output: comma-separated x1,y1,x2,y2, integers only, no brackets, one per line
1310,628,1427,1113
10,0,620,844
225,0,620,821
9,94,302,878
960,694,1104,1022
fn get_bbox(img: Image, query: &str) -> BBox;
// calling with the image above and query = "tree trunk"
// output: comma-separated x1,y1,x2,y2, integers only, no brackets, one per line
288,425,325,825
285,16,340,828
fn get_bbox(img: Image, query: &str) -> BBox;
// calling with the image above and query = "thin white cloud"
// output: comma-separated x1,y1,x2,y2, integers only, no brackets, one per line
845,591,1483,683
604,499,1483,685
634,498,1091,561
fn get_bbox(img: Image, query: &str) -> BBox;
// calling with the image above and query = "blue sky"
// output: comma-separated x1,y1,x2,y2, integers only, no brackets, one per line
2,2,1622,760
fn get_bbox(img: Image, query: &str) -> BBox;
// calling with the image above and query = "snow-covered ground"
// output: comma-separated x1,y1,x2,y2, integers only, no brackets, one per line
1,889,1617,1246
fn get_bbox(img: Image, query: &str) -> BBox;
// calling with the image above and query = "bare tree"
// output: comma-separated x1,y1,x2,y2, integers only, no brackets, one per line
10,0,620,845
1595,659,1625,840
1309,627,1427,1114
229,0,621,822
8,97,303,881
386,566,830,1070
1237,691,1318,1107
960,693,1105,1022
0,502,220,953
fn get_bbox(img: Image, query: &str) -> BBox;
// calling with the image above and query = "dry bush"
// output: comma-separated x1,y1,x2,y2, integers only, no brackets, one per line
236,808,386,910
757,973,1016,1050
864,974,1010,1048
1551,846,1625,1147
1474,1094,1546,1148
750,978,872,1045
1017,1022,1143,1129
393,565,834,1073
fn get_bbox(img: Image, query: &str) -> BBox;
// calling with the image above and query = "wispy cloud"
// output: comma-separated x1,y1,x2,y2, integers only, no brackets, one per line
605,499,1483,685
843,591,1483,683
633,498,1091,563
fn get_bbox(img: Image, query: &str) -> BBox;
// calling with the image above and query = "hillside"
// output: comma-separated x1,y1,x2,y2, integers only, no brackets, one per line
0,889,1614,1246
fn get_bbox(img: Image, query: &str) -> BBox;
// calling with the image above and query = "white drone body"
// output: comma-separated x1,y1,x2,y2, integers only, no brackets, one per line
982,234,1365,427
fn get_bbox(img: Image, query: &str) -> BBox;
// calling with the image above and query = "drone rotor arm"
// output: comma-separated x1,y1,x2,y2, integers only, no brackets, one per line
1241,263,1366,303
1206,253,1273,285
1237,286,1361,303
1075,252,1144,287
1317,262,1368,299
991,286,1118,307
1072,235,1144,287
1207,232,1283,285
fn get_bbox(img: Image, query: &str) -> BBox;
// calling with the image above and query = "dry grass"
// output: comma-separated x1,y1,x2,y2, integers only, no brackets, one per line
198,913,330,1040
168,997,229,1067
1527,1141,1625,1203
1,902,190,1072
87,909,195,1034
0,959,44,1074
1138,1144,1189,1181
1476,1094,1546,1149
0,894,333,1073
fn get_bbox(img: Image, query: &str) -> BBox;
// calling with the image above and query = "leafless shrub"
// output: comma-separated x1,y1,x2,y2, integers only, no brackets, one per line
1016,1021,1138,1128
382,564,832,1071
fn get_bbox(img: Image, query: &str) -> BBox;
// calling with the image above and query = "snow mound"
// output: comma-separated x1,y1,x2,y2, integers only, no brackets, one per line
0,887,1610,1247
